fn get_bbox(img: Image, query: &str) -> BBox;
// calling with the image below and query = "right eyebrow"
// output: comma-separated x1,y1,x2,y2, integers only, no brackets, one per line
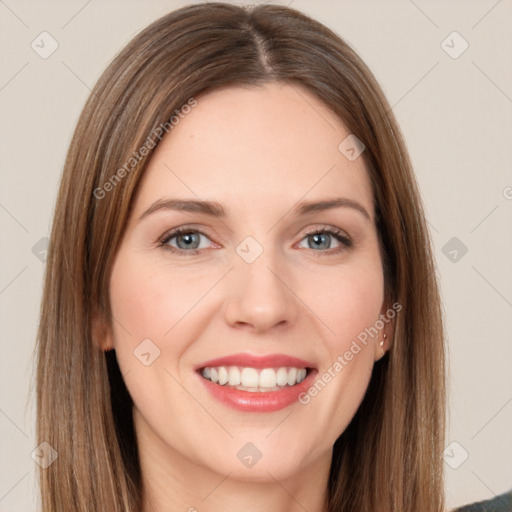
139,199,226,221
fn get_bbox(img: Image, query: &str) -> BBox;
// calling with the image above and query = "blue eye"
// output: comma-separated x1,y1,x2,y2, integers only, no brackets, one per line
160,227,209,255
159,226,352,256
298,227,352,254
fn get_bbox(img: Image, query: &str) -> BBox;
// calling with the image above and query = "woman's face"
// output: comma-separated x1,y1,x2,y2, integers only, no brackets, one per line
105,82,391,483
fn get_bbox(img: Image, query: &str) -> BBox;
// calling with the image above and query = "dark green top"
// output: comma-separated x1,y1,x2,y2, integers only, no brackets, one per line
453,489,512,511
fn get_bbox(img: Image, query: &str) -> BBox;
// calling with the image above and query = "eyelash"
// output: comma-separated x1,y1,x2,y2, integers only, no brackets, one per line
158,225,352,256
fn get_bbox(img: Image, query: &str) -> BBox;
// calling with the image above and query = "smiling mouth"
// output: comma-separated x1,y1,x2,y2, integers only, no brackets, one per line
199,365,311,392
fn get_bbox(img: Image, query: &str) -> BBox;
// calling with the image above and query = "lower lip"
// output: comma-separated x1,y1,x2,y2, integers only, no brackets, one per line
197,370,317,412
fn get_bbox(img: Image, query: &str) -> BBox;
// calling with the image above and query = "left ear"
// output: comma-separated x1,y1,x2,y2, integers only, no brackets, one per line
374,301,396,362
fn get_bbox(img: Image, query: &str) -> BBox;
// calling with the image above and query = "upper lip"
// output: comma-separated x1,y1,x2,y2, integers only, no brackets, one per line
195,353,316,371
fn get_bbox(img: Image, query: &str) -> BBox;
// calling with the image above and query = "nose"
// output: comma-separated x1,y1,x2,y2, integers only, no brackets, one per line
223,249,299,333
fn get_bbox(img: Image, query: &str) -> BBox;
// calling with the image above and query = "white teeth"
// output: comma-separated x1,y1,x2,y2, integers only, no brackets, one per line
228,366,241,386
218,366,228,385
276,367,288,386
201,365,310,389
259,368,277,388
287,367,297,386
241,368,259,387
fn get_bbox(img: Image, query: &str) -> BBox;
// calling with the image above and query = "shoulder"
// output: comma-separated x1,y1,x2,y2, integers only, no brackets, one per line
452,488,512,512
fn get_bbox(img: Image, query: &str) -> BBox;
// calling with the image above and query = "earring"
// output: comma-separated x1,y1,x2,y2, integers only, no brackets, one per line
379,333,387,347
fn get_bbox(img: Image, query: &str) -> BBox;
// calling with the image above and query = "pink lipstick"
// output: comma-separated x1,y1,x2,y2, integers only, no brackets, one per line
195,353,317,412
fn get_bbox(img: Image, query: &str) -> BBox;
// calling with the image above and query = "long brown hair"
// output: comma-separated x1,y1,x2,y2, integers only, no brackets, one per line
34,3,446,511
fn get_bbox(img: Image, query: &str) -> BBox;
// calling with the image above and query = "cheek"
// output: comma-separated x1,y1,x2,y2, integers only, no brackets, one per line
294,260,383,416
109,254,209,343
299,259,384,348
107,254,209,413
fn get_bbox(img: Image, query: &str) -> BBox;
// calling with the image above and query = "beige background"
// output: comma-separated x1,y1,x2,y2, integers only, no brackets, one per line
1,0,511,510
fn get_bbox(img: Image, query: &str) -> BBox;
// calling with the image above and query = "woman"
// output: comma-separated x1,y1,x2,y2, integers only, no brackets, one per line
35,3,448,511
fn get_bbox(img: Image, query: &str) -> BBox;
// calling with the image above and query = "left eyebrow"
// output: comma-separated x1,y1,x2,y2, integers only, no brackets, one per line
292,198,371,222
138,197,371,222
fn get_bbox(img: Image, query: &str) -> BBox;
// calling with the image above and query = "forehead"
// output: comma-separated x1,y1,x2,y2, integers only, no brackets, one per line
132,82,374,221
